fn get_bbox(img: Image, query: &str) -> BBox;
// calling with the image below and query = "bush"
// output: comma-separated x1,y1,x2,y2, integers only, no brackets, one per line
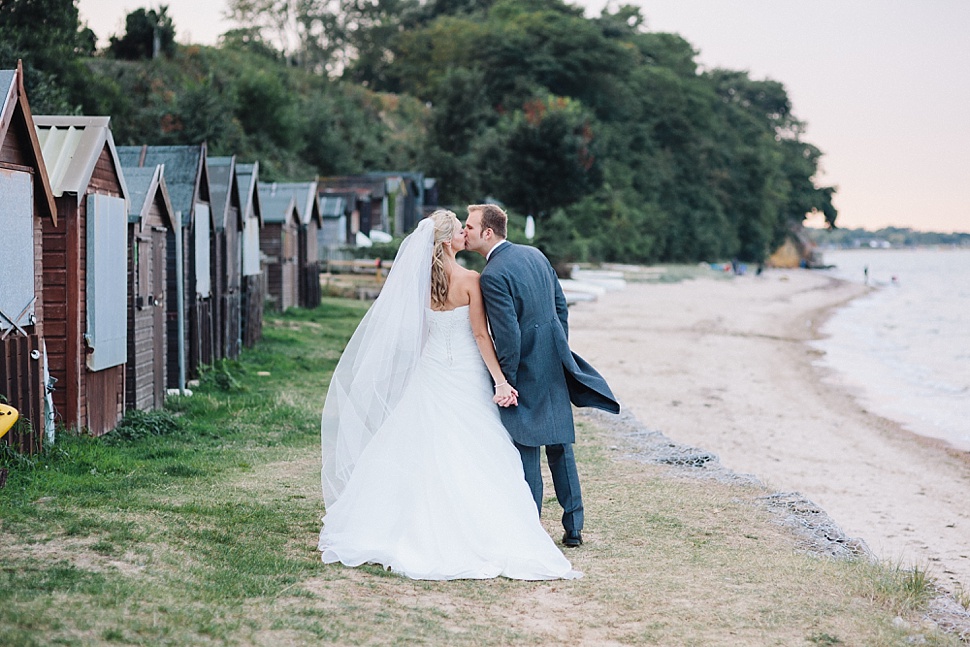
106,409,182,444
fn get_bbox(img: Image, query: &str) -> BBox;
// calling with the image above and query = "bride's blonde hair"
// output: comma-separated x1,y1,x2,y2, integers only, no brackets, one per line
430,209,460,309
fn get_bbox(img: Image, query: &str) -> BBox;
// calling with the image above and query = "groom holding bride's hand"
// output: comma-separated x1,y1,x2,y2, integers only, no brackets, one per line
463,204,620,548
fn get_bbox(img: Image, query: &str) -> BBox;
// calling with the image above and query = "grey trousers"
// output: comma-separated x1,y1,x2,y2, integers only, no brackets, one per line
515,442,584,533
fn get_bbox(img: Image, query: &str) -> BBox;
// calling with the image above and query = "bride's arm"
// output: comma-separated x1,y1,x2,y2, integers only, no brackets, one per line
466,275,518,404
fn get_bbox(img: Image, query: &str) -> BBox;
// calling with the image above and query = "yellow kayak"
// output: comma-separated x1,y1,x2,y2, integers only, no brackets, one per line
0,403,19,439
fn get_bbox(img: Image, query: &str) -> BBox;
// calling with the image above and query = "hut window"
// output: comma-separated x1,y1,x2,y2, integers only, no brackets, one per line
136,234,151,306
194,202,211,296
0,169,36,332
86,193,128,371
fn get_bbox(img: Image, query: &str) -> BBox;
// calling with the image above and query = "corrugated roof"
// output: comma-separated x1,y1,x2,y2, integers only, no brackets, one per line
34,115,129,205
264,182,321,226
116,145,207,226
257,187,298,224
235,162,261,226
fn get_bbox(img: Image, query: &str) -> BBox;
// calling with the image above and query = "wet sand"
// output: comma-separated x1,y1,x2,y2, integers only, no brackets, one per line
568,268,970,591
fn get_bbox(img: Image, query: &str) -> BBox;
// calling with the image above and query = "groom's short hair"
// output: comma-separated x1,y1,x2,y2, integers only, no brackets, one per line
469,204,507,239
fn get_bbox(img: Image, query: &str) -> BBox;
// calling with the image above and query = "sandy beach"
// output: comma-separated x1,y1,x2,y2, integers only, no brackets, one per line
568,269,970,592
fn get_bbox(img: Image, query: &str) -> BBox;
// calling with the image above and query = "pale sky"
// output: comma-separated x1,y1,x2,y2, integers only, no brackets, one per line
79,0,970,233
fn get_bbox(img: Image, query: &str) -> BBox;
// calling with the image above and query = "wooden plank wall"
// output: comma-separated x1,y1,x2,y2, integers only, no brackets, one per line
224,207,241,359
0,334,45,454
300,220,321,309
126,211,168,411
241,274,263,348
0,195,50,454
43,198,80,430
210,223,225,361
260,223,284,312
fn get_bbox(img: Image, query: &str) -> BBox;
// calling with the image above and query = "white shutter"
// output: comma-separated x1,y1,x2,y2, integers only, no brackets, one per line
242,215,261,276
86,193,128,371
194,203,211,296
0,170,35,331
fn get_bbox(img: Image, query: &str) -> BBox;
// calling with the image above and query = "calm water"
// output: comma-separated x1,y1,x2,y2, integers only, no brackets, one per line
813,247,970,451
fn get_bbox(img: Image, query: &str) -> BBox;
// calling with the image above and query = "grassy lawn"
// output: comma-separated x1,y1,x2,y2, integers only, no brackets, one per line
0,297,962,646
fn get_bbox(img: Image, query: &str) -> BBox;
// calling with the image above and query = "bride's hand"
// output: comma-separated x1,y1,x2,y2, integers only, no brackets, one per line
493,382,518,407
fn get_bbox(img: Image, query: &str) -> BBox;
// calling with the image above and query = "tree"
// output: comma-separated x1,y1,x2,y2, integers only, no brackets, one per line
109,6,177,60
0,0,96,112
476,95,601,220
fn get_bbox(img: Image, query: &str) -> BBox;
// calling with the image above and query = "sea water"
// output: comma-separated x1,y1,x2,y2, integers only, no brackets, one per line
812,247,970,451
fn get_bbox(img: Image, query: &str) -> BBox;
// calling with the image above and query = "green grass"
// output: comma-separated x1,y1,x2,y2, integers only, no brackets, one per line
0,295,963,646
0,298,368,645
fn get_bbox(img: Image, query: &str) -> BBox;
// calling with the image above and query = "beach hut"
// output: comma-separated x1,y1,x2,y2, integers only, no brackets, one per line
317,175,382,238
123,164,174,411
257,187,300,312
34,115,130,437
208,156,244,360
236,162,263,348
117,145,213,388
0,63,58,453
318,192,349,253
271,182,323,309
363,172,429,236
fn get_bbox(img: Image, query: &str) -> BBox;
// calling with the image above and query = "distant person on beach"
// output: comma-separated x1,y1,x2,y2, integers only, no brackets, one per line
464,203,620,548
318,210,580,580
864,265,869,285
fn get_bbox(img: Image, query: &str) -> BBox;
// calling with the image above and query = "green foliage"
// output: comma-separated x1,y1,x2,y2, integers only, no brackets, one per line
3,0,839,264
807,226,970,248
108,6,177,60
106,409,183,443
198,360,247,393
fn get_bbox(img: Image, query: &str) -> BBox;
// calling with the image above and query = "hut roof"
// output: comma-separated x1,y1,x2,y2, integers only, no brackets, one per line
235,162,262,226
0,63,57,223
33,115,129,206
123,164,174,229
207,155,240,232
317,175,384,199
257,187,298,225
265,182,322,227
116,145,209,227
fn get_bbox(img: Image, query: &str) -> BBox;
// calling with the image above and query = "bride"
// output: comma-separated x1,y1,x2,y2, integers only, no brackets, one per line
318,209,580,580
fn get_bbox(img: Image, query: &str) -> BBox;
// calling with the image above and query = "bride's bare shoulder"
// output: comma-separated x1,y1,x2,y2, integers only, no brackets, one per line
454,266,481,282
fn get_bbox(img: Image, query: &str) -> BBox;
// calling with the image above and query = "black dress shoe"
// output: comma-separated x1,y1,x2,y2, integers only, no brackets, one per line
562,531,583,547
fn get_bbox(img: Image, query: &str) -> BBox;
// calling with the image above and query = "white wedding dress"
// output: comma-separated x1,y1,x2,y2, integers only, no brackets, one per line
318,305,579,580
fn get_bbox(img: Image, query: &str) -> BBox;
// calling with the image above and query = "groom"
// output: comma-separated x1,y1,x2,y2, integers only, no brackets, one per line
464,204,620,547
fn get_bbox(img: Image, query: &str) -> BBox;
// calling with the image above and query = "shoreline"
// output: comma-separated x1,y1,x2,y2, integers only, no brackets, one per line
568,268,970,593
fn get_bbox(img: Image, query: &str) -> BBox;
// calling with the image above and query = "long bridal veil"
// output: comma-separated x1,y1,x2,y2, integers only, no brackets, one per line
320,218,434,508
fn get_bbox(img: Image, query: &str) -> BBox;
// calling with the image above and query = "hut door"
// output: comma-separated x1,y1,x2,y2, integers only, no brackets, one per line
0,169,35,332
152,229,166,408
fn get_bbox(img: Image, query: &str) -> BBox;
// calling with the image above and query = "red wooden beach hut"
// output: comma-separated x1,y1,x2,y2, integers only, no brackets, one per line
123,164,175,411
0,63,58,453
34,115,131,437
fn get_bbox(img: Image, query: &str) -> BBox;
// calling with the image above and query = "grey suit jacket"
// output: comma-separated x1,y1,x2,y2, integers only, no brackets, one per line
480,242,619,446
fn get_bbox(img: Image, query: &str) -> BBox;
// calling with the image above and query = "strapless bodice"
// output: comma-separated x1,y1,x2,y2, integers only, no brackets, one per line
426,306,479,366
